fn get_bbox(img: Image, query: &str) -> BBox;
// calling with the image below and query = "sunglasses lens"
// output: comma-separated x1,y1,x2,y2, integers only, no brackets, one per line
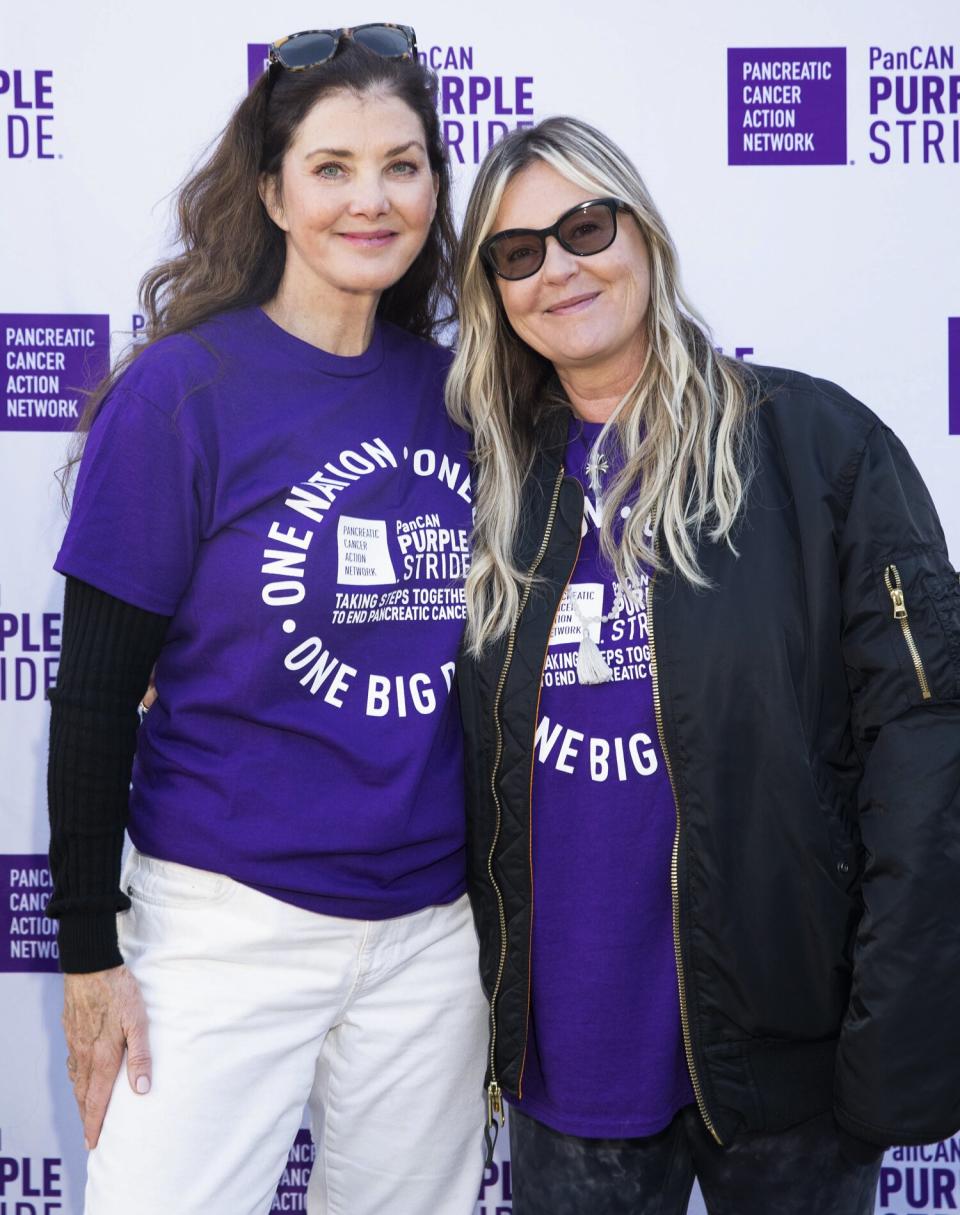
486,203,621,280
487,234,545,280
352,25,412,56
558,203,617,256
279,32,338,68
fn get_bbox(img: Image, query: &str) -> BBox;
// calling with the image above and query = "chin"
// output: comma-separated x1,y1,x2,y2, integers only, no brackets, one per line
341,255,416,293
327,267,404,296
549,342,608,367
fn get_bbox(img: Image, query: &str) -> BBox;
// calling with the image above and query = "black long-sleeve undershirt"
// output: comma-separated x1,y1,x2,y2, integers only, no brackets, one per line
46,576,170,973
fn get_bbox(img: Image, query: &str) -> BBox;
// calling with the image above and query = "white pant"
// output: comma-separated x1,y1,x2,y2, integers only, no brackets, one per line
86,850,488,1215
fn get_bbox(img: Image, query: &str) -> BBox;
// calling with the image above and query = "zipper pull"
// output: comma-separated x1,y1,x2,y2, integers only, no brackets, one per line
884,564,907,619
884,563,933,700
487,1080,504,1128
483,1082,503,1167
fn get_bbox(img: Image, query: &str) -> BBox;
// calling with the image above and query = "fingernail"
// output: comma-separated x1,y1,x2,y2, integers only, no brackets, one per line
136,1075,151,1094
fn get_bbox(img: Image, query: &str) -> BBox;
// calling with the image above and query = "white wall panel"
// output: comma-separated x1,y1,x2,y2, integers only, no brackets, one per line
2,2,956,1211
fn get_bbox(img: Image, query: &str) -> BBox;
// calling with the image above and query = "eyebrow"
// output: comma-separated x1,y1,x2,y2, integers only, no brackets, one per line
304,140,426,160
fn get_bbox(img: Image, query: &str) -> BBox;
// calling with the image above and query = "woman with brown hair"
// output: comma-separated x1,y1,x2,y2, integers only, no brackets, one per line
48,27,485,1215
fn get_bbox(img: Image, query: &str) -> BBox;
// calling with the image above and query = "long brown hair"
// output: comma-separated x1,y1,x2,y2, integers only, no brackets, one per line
61,42,456,496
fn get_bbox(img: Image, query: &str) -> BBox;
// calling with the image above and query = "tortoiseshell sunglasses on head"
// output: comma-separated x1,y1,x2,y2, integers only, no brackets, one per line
268,24,418,73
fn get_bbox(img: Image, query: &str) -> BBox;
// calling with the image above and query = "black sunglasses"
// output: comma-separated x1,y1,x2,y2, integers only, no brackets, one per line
268,24,418,72
480,197,628,281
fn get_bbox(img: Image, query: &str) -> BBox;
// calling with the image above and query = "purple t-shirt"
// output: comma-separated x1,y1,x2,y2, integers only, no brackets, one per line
512,416,694,1137
56,307,473,919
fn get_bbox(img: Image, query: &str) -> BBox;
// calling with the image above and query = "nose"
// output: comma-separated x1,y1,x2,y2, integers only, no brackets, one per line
347,172,390,219
540,234,579,284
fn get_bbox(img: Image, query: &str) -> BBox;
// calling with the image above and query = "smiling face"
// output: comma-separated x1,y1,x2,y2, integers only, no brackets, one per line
263,88,439,306
489,160,651,381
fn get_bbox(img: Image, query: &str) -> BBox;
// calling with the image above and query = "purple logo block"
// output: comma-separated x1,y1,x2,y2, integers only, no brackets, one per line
0,855,58,973
1,68,56,159
248,43,270,90
728,48,847,166
950,319,960,436
273,1128,314,1209
1,313,109,432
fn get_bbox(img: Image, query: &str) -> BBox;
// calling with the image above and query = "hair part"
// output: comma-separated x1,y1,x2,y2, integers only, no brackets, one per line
60,42,456,501
446,116,758,655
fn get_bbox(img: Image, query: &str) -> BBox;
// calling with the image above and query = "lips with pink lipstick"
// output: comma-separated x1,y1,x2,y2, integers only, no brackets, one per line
338,229,398,248
544,292,600,316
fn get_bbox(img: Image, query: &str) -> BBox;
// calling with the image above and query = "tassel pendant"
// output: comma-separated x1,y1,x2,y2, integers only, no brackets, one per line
576,631,613,685
568,590,615,685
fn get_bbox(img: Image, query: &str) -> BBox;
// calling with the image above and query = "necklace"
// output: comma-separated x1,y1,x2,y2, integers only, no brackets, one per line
566,586,635,685
572,420,609,496
565,424,638,685
585,448,609,482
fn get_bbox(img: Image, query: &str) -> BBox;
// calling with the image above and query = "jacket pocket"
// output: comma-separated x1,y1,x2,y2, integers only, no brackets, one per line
808,756,861,896
876,553,960,706
883,563,932,699
924,571,960,697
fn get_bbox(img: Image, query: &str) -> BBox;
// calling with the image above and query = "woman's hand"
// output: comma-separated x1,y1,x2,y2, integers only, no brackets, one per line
139,665,158,714
62,965,152,1149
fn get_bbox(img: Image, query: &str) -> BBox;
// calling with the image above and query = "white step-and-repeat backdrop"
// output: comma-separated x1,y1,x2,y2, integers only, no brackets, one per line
2,1,957,1211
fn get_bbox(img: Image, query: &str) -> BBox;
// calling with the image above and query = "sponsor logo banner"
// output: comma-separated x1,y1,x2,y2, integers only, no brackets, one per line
879,1138,960,1213
246,42,536,166
868,44,960,165
248,42,269,88
271,1128,314,1211
728,48,847,165
0,1125,64,1207
478,1154,512,1214
950,318,960,436
1,314,109,432
0,857,58,973
0,68,56,160
0,609,61,702
425,44,535,165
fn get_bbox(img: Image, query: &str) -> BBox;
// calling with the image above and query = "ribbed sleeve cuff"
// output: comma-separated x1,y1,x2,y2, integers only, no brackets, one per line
45,577,170,976
56,911,124,974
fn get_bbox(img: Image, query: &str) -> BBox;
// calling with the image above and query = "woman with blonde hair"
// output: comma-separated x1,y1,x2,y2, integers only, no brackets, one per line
448,115,960,1213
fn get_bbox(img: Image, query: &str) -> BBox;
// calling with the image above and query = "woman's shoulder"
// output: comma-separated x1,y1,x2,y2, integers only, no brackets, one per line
747,361,882,452
743,362,915,515
379,321,454,376
111,309,255,414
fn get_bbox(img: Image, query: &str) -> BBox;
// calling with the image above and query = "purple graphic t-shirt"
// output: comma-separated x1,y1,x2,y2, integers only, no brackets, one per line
56,307,472,919
512,416,694,1137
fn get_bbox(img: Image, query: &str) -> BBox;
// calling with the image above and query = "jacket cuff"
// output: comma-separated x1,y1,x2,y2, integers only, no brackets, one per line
835,1122,886,1166
57,911,124,974
834,1105,891,1153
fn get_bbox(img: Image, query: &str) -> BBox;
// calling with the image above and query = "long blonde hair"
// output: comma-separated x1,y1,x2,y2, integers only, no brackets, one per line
446,116,757,655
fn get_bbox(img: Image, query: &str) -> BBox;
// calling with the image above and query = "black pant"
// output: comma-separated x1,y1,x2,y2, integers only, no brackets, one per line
509,1105,882,1215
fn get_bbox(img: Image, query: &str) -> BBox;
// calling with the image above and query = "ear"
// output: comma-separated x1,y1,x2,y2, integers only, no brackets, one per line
258,172,289,232
430,171,440,223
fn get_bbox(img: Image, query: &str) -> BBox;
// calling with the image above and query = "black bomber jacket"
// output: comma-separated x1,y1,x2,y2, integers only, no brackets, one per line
456,365,960,1148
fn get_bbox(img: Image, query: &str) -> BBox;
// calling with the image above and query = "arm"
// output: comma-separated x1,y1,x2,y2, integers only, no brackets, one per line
834,422,960,1145
47,575,170,1146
